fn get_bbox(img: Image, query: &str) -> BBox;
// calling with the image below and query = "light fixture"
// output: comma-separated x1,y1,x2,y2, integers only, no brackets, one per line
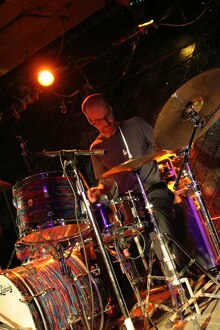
180,43,196,59
37,69,55,86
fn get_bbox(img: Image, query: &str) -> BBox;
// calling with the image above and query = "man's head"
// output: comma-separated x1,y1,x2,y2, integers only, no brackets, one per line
81,93,118,137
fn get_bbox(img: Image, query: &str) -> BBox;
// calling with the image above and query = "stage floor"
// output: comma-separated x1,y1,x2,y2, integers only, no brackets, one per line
105,278,220,329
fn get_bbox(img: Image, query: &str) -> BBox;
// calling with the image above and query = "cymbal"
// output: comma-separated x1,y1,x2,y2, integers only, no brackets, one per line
154,68,220,150
0,180,12,192
101,151,168,179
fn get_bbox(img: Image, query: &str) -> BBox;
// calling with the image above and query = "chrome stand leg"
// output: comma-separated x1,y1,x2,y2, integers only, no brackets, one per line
134,170,200,323
72,164,135,330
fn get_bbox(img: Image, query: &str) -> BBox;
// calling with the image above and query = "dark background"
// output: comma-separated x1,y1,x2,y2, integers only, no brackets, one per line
0,0,219,269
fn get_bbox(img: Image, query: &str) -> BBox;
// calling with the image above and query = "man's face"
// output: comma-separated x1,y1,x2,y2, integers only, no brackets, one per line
86,102,118,137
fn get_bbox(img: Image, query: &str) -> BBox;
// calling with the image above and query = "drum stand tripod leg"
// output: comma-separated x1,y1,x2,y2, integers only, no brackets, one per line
163,233,220,324
144,236,204,330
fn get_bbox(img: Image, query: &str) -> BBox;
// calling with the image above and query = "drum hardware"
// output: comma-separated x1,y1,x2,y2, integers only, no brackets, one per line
67,313,81,326
101,157,206,328
115,238,146,312
109,199,123,226
126,190,145,229
153,68,220,328
177,159,220,260
65,158,136,330
111,226,148,273
158,232,220,327
161,81,220,262
19,287,55,303
133,234,148,272
57,243,69,275
157,150,220,267
134,169,200,324
107,225,157,329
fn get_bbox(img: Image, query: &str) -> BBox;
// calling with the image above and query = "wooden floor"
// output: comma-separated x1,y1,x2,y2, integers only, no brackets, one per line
105,277,220,330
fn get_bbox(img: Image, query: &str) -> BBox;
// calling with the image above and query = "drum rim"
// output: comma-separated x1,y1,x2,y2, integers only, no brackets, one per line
96,195,139,208
12,171,75,190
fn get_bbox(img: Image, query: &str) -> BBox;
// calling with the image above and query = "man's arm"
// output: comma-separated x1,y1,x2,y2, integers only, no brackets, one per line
87,177,115,203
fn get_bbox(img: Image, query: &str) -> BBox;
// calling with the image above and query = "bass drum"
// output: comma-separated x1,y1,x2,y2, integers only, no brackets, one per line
13,171,91,243
0,253,104,329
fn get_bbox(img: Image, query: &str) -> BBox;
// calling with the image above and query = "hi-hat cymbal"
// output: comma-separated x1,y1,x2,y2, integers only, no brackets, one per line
0,180,12,192
101,151,168,179
154,68,220,150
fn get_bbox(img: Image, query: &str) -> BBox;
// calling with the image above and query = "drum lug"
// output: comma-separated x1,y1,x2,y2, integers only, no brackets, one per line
90,263,101,276
67,313,81,326
19,287,55,303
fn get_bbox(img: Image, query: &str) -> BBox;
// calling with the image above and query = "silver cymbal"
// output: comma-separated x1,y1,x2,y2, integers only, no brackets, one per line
101,151,168,179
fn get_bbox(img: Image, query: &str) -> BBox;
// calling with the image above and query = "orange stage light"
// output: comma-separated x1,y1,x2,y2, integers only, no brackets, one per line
37,70,54,86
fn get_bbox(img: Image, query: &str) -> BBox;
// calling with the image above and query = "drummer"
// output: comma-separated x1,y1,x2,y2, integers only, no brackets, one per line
81,94,185,307
82,93,181,249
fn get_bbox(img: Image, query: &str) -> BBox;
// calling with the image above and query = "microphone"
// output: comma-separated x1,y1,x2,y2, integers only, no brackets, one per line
34,149,106,157
16,135,34,172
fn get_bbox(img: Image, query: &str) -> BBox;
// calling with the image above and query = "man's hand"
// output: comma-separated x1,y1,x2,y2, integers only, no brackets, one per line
87,186,103,203
87,178,114,203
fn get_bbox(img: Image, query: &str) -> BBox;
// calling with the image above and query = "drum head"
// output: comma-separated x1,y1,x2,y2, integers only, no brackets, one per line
21,223,91,243
0,275,37,329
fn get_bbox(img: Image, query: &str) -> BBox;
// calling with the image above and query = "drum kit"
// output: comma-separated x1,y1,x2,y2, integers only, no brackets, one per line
0,68,220,330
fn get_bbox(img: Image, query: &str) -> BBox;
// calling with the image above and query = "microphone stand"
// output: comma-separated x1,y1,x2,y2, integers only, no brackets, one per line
70,160,135,330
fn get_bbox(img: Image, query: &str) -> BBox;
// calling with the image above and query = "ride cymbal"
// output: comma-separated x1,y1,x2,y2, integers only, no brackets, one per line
0,180,12,192
154,68,220,150
101,151,168,179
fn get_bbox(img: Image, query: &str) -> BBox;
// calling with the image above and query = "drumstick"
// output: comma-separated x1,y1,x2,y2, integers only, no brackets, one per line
78,169,90,191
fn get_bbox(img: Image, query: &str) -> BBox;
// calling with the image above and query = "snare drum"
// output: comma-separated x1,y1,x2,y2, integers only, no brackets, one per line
13,172,91,243
0,253,104,329
94,195,145,242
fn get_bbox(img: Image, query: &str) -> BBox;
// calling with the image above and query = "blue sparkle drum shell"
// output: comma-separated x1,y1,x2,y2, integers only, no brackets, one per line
12,172,91,243
0,252,104,329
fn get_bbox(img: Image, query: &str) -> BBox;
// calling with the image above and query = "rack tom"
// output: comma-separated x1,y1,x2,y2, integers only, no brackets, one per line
13,172,90,243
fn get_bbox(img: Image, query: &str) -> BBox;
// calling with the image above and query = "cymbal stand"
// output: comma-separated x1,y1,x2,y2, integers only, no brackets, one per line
112,229,156,328
173,112,220,260
70,161,136,330
134,169,201,327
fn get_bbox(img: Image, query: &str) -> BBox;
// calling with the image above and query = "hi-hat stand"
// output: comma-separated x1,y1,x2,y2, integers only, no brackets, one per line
134,168,204,329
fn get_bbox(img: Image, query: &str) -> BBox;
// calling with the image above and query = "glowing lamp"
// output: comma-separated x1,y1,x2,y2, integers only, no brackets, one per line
37,70,54,86
180,43,196,59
